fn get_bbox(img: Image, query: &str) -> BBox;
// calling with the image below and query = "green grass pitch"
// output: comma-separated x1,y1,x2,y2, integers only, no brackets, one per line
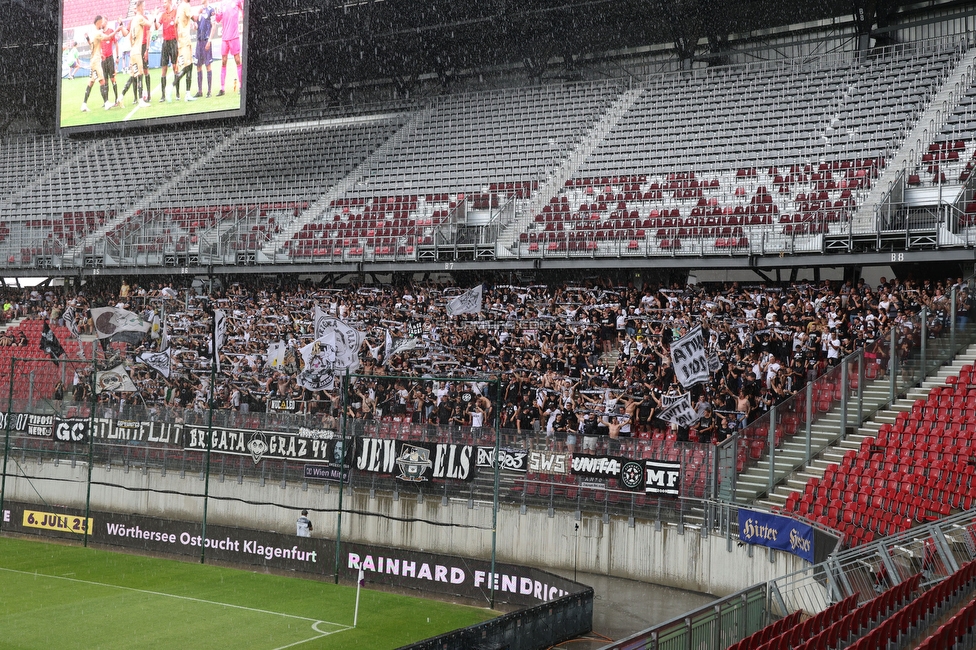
0,536,495,650
59,68,242,129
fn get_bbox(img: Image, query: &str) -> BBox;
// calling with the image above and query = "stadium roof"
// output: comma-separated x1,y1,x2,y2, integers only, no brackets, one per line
2,0,917,131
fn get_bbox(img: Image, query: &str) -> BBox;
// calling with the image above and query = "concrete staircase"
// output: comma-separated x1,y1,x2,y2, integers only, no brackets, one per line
266,108,430,260
749,340,976,512
735,371,892,505
495,86,642,256
851,44,976,234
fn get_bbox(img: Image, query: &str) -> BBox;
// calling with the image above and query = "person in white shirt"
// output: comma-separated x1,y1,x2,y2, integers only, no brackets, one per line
826,330,842,364
296,510,312,537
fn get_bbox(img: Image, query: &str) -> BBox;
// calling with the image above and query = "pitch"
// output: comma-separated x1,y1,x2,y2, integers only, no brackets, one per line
59,71,241,129
0,536,494,649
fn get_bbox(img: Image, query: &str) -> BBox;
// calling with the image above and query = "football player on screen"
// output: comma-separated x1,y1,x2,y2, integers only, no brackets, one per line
80,16,117,112
172,0,199,102
194,0,216,97
215,0,243,96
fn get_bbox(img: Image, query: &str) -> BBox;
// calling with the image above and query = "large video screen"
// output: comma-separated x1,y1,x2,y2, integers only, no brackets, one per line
59,0,247,133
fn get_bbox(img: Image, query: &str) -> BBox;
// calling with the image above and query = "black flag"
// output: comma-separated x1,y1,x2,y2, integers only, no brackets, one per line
39,321,66,365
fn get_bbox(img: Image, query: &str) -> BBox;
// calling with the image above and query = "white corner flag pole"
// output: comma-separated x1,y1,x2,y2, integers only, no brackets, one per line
353,568,364,628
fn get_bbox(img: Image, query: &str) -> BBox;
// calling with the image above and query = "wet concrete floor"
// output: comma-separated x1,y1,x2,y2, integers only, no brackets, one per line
549,569,717,649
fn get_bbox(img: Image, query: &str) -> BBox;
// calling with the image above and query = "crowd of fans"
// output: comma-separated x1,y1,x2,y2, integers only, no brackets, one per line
9,273,972,447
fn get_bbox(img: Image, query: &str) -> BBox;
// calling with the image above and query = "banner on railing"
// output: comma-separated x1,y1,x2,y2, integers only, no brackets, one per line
737,508,814,563
570,455,646,491
476,447,529,472
52,418,89,443
527,450,570,475
182,425,347,465
644,460,681,495
354,437,476,482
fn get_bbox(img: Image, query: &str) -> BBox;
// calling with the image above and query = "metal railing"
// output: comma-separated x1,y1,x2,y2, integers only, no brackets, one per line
719,288,976,504
598,506,976,650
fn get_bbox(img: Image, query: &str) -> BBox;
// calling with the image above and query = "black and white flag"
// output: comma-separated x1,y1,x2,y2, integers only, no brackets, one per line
214,309,227,352
446,285,483,317
61,306,80,339
211,309,227,371
313,304,330,339
95,365,138,393
656,393,700,427
138,349,172,379
707,352,722,373
311,317,362,372
39,322,66,361
670,325,709,387
644,460,681,496
297,330,338,391
385,329,418,364
90,306,151,342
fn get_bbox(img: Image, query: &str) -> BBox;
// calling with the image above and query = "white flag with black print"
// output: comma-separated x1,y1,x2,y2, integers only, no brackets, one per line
211,309,227,371
297,330,338,391
656,393,700,427
446,285,483,317
313,304,330,339
95,365,138,393
670,325,710,387
138,349,172,379
308,316,362,372
90,307,151,341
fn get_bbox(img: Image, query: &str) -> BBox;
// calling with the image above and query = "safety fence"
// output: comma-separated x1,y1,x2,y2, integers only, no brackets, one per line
598,508,976,650
719,296,976,503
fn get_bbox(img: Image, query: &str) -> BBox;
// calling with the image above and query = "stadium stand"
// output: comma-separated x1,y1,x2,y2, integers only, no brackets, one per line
726,561,976,650
0,319,85,402
502,42,962,259
10,6,976,646
3,38,973,267
774,338,976,546
0,270,962,517
0,127,231,267
103,117,407,266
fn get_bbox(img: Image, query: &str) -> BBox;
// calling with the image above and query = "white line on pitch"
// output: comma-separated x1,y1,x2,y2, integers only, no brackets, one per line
0,565,352,632
270,622,349,650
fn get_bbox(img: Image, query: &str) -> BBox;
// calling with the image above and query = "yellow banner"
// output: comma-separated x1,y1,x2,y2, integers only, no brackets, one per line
23,510,92,535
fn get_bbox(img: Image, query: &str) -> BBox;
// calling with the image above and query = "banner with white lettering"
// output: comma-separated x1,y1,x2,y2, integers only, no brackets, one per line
267,399,300,413
476,447,529,473
53,418,89,443
570,455,645,491
0,412,30,434
183,426,349,465
644,460,681,496
737,508,814,563
670,325,710,387
24,414,56,438
355,438,476,482
526,450,570,475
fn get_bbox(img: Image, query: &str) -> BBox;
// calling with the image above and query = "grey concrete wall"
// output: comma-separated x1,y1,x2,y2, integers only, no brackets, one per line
1,461,806,596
